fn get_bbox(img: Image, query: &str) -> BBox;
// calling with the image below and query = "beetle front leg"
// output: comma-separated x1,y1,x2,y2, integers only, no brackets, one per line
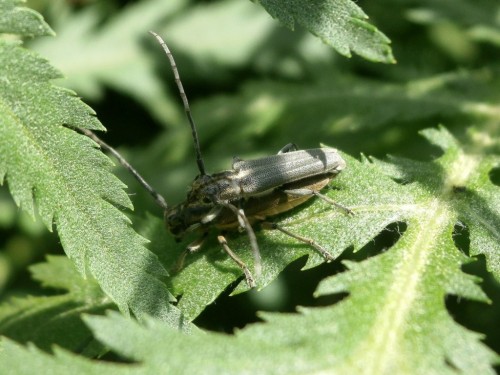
217,235,256,288
283,188,354,215
171,234,207,274
261,222,334,261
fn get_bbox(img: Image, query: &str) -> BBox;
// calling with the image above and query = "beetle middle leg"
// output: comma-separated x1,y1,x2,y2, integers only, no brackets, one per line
171,232,256,288
218,202,262,281
217,235,256,288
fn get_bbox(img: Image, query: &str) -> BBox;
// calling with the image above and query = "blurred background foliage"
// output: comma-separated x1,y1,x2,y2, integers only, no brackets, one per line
1,0,499,351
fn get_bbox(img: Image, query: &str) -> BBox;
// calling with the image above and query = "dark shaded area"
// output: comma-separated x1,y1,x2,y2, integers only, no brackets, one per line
0,191,64,302
490,165,500,186
447,254,500,357
449,221,500,357
89,88,161,148
194,221,407,333
193,256,344,333
452,220,470,257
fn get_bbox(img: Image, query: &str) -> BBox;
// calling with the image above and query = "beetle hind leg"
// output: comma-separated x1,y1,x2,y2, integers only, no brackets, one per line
261,222,334,261
283,188,354,216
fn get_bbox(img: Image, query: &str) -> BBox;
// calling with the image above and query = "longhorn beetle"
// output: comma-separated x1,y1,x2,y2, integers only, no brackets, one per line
81,31,352,288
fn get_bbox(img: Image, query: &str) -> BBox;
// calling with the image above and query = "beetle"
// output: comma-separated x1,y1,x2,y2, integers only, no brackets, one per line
82,31,351,287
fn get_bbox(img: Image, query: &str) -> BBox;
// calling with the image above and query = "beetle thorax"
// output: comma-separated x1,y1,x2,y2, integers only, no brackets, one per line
188,172,242,202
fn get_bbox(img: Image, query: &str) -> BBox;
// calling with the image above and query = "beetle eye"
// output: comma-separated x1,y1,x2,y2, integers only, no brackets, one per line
202,197,212,204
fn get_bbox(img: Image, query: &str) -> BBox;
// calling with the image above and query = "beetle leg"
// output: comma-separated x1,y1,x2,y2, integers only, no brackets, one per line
261,222,334,261
218,202,262,279
171,234,207,274
201,206,223,224
217,235,256,288
277,143,298,154
283,188,354,215
186,235,207,252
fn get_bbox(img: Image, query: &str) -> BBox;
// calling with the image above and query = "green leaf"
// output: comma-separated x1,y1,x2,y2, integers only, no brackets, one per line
252,0,395,63
367,126,499,280
189,70,500,158
405,0,500,47
138,126,499,323
0,256,112,356
1,126,498,373
161,0,276,69
0,128,498,374
157,0,334,80
0,0,53,36
0,338,121,375
1,1,498,372
400,127,499,278
30,0,187,126
0,7,184,326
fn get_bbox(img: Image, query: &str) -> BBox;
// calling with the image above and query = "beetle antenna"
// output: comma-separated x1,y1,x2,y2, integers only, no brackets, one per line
149,30,206,176
79,128,169,210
